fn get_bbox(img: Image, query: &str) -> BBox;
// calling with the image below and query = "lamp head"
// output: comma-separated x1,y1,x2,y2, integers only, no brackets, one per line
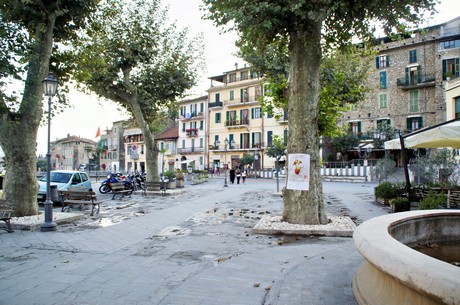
42,72,58,97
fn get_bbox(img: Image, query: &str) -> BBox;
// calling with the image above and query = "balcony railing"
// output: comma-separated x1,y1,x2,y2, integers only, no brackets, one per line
185,128,199,137
180,112,204,121
177,147,204,154
226,95,262,107
396,74,436,88
209,101,223,108
210,142,264,151
225,119,250,128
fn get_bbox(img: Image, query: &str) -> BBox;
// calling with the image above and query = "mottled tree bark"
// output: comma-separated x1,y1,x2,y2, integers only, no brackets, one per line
282,20,327,225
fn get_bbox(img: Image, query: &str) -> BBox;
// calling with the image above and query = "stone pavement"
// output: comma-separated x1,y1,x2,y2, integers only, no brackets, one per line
0,178,390,305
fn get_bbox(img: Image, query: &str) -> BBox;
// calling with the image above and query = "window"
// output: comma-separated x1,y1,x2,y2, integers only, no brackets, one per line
379,71,387,89
214,135,219,147
409,90,419,112
200,120,203,130
215,93,220,103
379,94,388,108
240,109,249,124
182,140,185,149
228,73,236,83
240,133,250,149
200,138,203,148
349,122,361,135
240,71,248,80
405,65,421,85
226,110,237,126
200,102,204,113
215,113,221,123
229,90,234,101
267,131,273,147
251,107,262,119
240,88,249,103
180,106,186,117
376,55,390,68
252,132,262,148
407,117,423,131
182,123,186,132
199,156,203,165
229,134,235,148
439,39,460,50
442,58,460,80
456,97,460,118
409,50,417,63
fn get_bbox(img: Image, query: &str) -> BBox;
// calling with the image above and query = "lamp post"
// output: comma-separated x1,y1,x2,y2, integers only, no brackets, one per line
254,149,259,179
41,72,58,232
223,138,235,187
214,139,220,176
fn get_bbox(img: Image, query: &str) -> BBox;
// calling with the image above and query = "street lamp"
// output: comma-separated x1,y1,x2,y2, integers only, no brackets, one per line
254,149,259,179
223,138,235,187
41,72,58,232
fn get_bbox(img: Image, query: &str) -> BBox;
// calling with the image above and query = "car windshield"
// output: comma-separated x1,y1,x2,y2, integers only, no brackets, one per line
41,172,72,183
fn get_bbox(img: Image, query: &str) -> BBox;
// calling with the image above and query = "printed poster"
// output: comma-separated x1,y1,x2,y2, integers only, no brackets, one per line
286,153,310,191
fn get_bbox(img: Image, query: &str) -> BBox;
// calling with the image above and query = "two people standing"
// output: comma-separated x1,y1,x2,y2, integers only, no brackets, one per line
229,167,246,184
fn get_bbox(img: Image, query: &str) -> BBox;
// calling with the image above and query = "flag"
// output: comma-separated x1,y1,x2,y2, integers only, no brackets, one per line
95,127,101,138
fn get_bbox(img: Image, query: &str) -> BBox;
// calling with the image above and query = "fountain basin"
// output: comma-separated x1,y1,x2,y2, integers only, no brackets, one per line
353,210,460,305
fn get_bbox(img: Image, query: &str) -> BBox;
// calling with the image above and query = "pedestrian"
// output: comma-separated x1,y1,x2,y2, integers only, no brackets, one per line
236,168,241,184
229,167,236,184
242,169,247,184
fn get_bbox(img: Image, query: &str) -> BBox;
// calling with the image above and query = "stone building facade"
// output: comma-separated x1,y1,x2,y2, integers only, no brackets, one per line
342,17,460,137
50,135,97,171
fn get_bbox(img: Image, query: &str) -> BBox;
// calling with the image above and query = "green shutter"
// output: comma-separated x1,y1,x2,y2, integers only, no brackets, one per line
405,67,410,84
407,118,411,131
251,108,254,119
376,57,380,69
456,58,460,77
442,59,447,80
418,117,423,128
417,66,422,83
358,122,362,132
387,55,390,67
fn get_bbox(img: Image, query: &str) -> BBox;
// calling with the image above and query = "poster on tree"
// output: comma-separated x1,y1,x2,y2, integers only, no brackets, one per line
286,153,310,191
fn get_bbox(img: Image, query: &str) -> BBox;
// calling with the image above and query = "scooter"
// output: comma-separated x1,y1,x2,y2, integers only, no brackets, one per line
99,173,131,193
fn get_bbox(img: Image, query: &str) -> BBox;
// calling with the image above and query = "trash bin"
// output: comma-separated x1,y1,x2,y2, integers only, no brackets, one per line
50,185,59,202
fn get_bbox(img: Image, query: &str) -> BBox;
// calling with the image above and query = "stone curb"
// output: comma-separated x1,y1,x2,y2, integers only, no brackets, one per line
9,212,85,231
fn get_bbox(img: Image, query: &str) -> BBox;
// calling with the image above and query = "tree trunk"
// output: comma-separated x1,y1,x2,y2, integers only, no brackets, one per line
282,20,327,225
128,97,160,190
0,13,56,217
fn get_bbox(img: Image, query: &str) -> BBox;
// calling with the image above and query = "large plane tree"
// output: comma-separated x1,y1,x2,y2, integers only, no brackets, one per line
203,0,437,224
71,0,203,188
0,0,98,216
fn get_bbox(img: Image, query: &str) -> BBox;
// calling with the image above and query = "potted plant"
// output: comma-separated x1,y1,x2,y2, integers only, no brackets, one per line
374,182,399,205
163,170,177,189
176,171,185,188
389,197,410,213
419,191,446,210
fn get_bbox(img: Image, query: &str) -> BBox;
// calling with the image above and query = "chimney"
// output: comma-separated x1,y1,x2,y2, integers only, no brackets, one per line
235,63,238,70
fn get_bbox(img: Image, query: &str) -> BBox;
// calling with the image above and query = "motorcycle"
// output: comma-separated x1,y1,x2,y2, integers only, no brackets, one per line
99,173,132,193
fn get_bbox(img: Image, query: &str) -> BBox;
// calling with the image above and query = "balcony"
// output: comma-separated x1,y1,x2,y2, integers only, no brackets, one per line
209,101,223,108
180,112,204,121
396,74,436,89
276,111,288,123
226,95,261,108
209,142,264,151
185,128,199,137
177,147,204,154
225,119,250,129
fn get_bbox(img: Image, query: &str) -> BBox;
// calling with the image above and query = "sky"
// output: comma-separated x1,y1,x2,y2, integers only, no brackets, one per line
29,0,460,156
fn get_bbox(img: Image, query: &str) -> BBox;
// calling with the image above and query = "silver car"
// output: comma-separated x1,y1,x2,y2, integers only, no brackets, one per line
37,170,92,202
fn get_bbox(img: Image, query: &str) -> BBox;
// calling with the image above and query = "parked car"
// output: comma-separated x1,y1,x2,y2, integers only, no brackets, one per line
37,170,92,202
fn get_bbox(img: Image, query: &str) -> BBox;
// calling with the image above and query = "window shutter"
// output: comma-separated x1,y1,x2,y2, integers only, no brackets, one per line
376,57,380,69
387,55,390,67
406,118,411,131
418,117,423,128
251,108,254,119
358,122,362,132
442,59,447,80
417,66,422,83
456,58,460,77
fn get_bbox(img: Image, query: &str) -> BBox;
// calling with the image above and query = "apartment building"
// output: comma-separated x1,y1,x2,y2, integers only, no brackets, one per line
99,120,125,173
123,127,146,173
342,17,460,137
50,134,97,170
177,95,207,170
156,124,179,173
207,65,288,171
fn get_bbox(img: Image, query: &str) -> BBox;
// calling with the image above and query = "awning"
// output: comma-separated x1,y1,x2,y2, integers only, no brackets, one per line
180,160,195,164
384,118,460,150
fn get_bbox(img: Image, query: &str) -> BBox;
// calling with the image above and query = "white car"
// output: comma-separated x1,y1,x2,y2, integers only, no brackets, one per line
37,170,92,202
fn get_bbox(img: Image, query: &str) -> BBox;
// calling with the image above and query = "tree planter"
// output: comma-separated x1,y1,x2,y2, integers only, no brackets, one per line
176,180,184,188
168,181,176,189
376,197,391,206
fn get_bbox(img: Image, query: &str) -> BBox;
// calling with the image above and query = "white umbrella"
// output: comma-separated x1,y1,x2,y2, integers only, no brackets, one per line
384,119,460,149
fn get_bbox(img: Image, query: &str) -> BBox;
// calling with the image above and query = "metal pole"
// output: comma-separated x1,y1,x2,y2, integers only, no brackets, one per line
224,146,228,187
276,159,279,193
41,95,57,231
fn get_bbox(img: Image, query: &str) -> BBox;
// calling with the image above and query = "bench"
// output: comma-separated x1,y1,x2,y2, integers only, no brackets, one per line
0,199,14,233
111,182,133,200
59,190,101,216
148,181,167,196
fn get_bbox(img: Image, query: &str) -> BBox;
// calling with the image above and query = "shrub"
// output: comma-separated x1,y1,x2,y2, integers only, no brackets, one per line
163,170,177,180
375,182,399,200
419,191,446,210
389,197,409,212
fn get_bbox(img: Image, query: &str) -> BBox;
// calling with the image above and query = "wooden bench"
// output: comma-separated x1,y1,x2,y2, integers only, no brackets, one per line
148,181,167,196
59,190,101,216
0,199,14,233
111,182,133,200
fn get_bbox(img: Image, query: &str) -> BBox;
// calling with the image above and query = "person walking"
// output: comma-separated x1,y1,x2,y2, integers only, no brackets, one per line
229,167,236,184
242,169,247,184
236,168,241,184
